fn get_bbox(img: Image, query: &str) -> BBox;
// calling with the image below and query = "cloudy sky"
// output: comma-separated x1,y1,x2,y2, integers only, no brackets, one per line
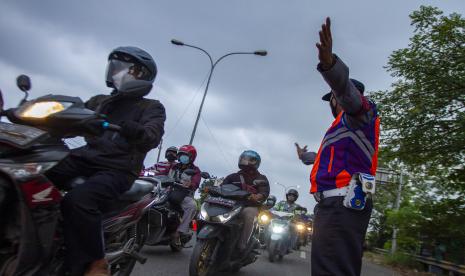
0,0,463,210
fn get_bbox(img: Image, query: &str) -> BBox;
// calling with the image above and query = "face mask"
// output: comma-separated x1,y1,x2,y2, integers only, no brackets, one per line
179,155,190,164
287,195,296,202
112,68,136,90
330,103,339,118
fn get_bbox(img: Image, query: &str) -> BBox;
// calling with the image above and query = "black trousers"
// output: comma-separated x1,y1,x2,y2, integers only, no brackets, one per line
45,155,134,274
311,196,372,276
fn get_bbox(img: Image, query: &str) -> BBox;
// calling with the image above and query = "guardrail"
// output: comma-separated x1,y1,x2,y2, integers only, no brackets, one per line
372,248,465,276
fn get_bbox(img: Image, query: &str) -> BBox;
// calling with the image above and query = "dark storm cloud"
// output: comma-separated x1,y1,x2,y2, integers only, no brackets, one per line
1,0,463,210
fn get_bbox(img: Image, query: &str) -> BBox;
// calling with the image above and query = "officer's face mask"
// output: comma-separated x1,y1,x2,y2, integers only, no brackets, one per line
329,95,342,118
179,154,190,165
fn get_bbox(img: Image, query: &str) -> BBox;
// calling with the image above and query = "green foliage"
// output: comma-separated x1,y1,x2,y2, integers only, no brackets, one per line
371,5,465,193
369,6,465,265
385,252,419,269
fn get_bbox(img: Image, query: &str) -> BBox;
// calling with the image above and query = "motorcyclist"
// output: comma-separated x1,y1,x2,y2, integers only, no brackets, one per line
265,195,277,209
275,189,301,212
222,150,270,253
45,46,165,275
274,189,302,250
145,146,178,176
168,145,201,246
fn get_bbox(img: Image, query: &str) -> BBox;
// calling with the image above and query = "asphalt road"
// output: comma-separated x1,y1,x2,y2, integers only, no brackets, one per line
132,239,396,276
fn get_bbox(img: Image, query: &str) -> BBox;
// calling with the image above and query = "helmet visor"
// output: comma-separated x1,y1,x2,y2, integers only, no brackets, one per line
239,154,259,168
106,58,152,85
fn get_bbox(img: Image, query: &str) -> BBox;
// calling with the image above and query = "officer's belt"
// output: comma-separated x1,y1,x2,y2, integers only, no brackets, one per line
314,186,349,202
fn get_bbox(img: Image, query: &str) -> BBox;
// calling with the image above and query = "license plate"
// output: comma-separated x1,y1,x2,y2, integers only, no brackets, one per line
0,122,48,148
206,196,235,208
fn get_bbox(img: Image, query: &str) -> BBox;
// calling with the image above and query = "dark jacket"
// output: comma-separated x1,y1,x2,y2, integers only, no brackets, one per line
71,92,166,176
222,170,270,206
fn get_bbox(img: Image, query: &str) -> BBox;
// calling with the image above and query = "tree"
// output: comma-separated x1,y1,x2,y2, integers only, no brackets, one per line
371,6,465,193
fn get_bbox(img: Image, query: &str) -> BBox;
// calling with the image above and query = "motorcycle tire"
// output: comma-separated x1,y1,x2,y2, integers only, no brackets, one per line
189,238,217,276
268,240,278,263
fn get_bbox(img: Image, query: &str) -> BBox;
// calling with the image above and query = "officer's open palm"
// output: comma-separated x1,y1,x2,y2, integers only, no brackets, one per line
316,17,334,68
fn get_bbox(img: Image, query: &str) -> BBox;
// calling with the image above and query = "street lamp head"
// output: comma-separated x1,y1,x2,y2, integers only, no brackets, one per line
254,50,267,56
171,39,185,46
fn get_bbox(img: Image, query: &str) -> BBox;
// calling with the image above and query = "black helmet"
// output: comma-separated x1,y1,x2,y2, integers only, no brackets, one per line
106,46,157,96
166,146,178,154
286,189,299,201
238,150,261,170
165,146,178,162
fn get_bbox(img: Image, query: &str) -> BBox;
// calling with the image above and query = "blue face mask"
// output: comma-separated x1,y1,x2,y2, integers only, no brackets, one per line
179,155,190,164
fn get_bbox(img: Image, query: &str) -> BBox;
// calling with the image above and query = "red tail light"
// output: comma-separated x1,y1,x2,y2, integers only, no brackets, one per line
191,219,198,232
20,177,62,208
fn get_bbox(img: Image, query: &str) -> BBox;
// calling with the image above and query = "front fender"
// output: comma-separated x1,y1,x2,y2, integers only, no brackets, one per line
197,224,224,240
271,233,284,241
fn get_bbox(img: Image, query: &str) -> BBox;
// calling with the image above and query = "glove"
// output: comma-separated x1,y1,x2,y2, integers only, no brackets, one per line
120,120,145,141
248,194,263,203
80,117,105,136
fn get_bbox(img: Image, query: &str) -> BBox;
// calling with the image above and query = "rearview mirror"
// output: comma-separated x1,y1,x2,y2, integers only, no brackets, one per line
16,75,31,92
201,172,211,179
16,75,31,104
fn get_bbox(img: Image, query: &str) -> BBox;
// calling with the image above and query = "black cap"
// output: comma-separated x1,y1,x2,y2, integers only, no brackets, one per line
322,78,365,101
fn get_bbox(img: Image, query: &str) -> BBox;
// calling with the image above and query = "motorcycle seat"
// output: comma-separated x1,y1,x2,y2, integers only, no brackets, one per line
119,179,154,202
67,177,154,202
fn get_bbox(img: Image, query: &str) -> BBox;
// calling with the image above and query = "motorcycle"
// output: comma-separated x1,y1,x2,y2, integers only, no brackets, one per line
144,171,198,252
0,75,157,275
189,183,263,276
266,210,294,262
293,207,309,250
257,198,276,248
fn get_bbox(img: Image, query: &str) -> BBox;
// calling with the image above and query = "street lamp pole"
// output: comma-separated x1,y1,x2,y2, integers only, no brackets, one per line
171,39,267,145
391,172,403,254
275,182,300,194
275,182,287,194
376,167,403,254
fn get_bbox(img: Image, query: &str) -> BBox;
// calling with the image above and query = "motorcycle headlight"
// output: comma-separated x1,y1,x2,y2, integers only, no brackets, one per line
0,162,57,179
19,101,72,119
296,223,305,232
211,206,242,223
259,214,270,224
307,227,313,232
272,225,285,234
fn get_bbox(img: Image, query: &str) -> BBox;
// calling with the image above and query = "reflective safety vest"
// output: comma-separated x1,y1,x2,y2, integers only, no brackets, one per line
310,103,380,193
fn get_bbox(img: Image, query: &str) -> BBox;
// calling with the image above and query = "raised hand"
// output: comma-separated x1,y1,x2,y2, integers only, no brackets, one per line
316,17,334,69
295,142,308,159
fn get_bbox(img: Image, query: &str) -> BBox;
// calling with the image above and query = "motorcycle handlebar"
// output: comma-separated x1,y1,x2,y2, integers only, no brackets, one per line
101,121,121,132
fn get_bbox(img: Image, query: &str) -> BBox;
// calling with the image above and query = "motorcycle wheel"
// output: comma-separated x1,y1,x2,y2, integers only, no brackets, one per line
189,238,217,276
268,240,278,263
111,214,148,276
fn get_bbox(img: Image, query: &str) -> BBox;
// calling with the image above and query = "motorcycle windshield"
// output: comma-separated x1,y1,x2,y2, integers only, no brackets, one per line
209,184,249,199
0,122,48,149
270,210,294,219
